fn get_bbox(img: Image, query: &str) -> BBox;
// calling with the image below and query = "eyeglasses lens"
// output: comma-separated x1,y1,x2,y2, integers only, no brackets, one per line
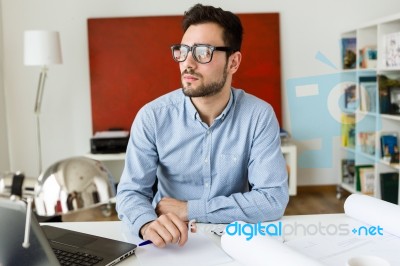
172,45,213,63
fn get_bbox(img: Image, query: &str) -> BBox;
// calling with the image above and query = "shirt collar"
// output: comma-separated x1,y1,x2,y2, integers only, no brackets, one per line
215,89,234,122
185,89,234,122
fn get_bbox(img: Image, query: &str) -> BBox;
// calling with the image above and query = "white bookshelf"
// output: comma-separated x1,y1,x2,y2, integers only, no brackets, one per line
338,14,400,205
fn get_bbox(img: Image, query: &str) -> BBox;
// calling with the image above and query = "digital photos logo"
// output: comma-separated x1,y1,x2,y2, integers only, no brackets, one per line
223,221,384,241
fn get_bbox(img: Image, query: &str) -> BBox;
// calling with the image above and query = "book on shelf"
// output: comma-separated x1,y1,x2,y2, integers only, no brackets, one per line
341,159,355,185
359,46,377,69
380,172,399,204
341,114,355,148
343,83,357,110
358,132,375,155
355,165,374,192
341,37,357,69
380,132,399,163
359,76,377,113
383,32,400,68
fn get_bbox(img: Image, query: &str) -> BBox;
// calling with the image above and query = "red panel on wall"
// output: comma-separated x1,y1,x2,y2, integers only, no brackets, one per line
88,13,281,133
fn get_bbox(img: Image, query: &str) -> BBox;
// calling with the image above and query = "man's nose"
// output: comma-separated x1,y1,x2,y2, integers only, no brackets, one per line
181,51,197,68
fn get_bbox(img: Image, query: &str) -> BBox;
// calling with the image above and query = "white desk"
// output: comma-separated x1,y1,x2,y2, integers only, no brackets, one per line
43,213,400,265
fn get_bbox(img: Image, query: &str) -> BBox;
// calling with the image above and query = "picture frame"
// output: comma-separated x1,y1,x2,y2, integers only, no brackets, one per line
358,131,375,155
384,32,400,68
355,165,373,192
359,167,375,195
359,46,377,69
380,132,398,161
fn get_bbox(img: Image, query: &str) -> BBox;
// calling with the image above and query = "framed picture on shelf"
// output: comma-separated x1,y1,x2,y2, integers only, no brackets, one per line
383,32,400,68
359,167,375,195
355,165,373,192
358,132,375,155
389,87,400,114
380,132,399,163
359,46,377,69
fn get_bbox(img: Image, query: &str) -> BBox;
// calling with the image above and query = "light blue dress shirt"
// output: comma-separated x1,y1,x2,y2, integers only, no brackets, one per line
116,88,289,237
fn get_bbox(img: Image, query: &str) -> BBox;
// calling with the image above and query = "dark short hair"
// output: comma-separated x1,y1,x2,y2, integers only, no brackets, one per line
182,4,243,53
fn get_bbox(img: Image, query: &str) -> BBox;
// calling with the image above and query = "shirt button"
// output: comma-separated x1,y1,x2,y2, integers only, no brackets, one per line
205,183,209,187
204,158,208,163
207,130,211,135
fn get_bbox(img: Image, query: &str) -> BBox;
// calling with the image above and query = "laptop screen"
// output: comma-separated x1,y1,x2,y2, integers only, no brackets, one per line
0,198,60,266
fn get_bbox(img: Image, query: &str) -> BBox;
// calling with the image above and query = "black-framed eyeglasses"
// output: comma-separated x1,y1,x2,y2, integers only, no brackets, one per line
170,44,233,64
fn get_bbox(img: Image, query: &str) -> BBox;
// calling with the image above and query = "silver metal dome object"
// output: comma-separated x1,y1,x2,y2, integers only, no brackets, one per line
34,156,116,216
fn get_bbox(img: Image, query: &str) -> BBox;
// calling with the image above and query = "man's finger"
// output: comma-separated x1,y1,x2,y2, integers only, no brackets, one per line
166,213,189,246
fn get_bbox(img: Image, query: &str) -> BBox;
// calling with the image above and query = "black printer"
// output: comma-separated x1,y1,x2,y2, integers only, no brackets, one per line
90,130,129,154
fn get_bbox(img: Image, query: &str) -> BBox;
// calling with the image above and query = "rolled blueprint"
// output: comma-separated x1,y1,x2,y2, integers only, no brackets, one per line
344,194,400,237
220,221,323,266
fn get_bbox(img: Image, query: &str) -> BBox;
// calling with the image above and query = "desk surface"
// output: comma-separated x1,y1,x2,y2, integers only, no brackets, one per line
44,213,347,266
44,213,400,266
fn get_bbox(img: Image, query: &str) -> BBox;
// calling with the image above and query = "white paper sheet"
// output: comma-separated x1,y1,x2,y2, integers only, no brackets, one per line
220,221,323,266
284,194,400,265
135,231,233,266
93,130,129,138
286,232,400,265
344,194,400,237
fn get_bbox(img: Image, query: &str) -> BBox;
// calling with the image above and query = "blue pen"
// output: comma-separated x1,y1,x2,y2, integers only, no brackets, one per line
138,240,153,246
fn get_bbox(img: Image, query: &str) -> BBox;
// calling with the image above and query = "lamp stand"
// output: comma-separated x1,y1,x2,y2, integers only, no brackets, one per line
34,66,48,175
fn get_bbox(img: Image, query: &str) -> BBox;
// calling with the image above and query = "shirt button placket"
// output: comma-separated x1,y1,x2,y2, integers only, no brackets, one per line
203,129,212,194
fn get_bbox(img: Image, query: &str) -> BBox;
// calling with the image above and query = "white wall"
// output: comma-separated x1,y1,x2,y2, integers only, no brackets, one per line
0,0,10,173
2,0,400,184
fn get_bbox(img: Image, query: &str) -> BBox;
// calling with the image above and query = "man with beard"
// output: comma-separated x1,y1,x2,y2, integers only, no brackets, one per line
116,4,288,248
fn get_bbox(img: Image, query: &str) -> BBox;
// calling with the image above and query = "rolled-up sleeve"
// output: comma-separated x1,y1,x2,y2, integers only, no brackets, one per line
116,106,158,238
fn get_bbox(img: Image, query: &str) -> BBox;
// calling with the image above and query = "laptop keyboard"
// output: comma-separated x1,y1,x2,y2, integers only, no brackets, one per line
53,248,104,266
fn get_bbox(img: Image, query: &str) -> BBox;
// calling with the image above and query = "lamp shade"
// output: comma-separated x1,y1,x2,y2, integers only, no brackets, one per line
24,30,62,66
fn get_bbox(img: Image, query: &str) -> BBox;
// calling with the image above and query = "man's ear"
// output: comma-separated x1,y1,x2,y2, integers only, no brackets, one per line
229,51,242,74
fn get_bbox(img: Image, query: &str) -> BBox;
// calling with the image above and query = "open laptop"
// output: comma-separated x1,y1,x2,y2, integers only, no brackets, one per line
0,197,136,266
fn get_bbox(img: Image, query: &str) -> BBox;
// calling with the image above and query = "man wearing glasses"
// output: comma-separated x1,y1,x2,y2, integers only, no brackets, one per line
116,4,288,248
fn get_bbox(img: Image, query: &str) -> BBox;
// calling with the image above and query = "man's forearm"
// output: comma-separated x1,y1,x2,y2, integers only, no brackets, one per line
155,197,188,221
187,187,289,224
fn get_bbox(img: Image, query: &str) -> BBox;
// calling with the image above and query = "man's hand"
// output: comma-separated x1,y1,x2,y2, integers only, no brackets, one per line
140,213,188,248
155,197,188,221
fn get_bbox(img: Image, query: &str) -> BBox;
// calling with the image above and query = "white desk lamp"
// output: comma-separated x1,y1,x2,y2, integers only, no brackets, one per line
24,30,62,175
